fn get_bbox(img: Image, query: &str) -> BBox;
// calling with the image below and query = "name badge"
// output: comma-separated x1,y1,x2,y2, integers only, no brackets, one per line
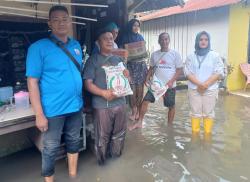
74,48,80,55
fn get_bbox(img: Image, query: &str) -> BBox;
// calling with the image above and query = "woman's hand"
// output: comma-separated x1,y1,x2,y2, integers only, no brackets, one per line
197,83,209,94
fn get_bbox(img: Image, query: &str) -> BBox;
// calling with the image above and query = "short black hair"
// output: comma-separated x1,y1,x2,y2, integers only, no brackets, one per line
158,32,170,42
49,5,69,19
97,28,112,40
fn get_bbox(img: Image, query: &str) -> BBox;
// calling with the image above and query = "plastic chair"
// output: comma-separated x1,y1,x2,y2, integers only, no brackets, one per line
240,63,250,91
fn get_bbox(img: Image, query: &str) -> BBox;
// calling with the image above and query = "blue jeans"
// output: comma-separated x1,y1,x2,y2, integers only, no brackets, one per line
41,111,82,177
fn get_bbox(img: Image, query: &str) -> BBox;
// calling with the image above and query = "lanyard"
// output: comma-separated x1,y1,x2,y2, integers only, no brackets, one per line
196,54,208,69
49,35,81,73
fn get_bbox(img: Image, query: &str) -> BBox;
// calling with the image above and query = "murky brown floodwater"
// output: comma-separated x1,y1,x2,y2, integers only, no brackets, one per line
0,90,250,182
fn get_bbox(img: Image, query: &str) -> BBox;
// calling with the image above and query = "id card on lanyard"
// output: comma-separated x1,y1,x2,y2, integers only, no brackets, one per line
196,53,209,69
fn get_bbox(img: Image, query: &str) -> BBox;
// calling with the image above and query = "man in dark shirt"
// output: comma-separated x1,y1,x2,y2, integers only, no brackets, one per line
84,30,129,165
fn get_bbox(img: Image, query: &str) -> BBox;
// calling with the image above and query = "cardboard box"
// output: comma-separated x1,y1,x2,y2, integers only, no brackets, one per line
124,41,148,61
112,49,128,59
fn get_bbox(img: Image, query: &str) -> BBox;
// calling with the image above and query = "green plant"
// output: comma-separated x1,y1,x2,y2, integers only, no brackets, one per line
221,57,234,75
227,63,234,75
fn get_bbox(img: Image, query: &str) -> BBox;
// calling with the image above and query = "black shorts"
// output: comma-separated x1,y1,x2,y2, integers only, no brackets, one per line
143,88,176,108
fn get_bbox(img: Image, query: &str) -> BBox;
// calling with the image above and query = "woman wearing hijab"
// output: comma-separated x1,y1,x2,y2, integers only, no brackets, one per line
184,31,224,135
120,19,148,121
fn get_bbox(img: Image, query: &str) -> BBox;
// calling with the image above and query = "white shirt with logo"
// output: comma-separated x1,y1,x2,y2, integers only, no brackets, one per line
150,49,183,87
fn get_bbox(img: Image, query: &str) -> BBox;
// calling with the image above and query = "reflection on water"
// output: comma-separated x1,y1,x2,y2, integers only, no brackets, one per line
0,91,249,182
139,91,250,182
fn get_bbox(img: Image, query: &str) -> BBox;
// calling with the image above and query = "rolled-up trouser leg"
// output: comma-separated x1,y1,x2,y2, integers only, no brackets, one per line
64,111,82,154
93,108,113,164
110,105,127,157
42,116,65,177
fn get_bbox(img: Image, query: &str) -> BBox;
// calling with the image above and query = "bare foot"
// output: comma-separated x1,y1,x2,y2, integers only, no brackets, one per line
135,112,140,120
69,174,77,179
129,114,136,121
44,176,54,182
128,122,142,131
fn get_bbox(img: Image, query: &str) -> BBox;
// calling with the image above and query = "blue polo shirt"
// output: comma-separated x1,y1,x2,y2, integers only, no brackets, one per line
26,35,83,117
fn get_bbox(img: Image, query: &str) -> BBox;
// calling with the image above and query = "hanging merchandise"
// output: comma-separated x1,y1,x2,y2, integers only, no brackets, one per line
0,27,48,91
0,35,13,87
8,34,28,92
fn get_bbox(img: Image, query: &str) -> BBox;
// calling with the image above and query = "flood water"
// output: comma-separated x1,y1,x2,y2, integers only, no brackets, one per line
0,90,250,182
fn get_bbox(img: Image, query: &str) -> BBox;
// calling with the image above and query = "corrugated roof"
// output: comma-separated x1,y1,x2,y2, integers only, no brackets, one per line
138,0,241,21
131,0,183,13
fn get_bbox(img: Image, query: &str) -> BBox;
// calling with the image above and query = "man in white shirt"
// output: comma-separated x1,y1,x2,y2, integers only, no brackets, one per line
129,32,183,130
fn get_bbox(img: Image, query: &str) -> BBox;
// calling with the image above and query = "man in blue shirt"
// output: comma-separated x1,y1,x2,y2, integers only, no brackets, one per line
26,5,83,182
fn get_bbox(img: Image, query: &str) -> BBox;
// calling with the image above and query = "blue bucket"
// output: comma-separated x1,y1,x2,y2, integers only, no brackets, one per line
0,86,13,102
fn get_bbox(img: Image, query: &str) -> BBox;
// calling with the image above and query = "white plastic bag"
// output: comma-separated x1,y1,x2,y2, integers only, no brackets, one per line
103,63,133,97
148,74,168,101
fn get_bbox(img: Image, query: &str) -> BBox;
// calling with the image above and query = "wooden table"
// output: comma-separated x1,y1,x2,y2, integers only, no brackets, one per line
0,106,35,136
0,106,87,158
